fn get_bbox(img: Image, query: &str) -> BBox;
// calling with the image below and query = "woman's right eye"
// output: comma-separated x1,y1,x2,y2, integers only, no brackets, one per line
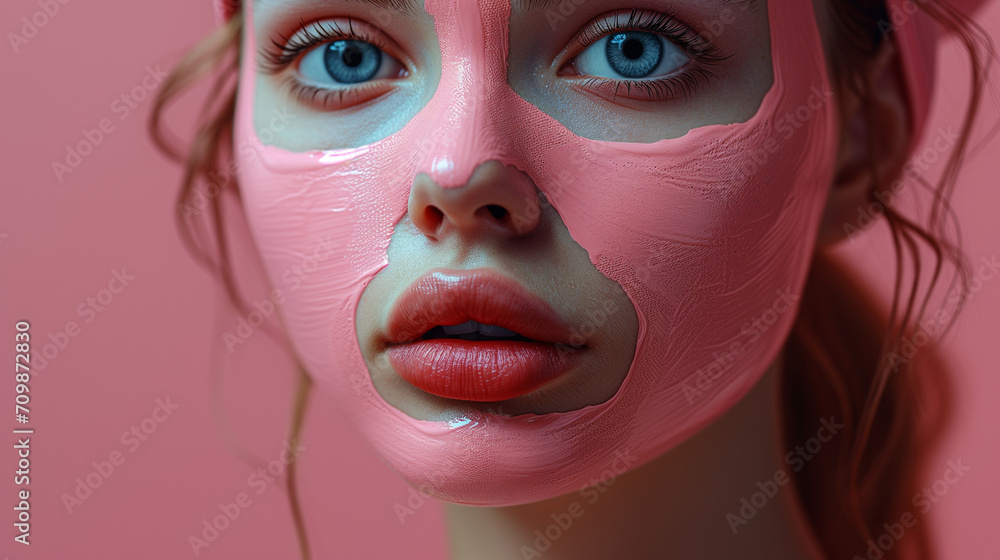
299,39,406,86
259,18,410,110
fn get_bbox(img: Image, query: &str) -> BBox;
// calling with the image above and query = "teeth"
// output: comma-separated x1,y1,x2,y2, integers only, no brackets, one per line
478,323,516,337
440,320,518,337
442,320,478,335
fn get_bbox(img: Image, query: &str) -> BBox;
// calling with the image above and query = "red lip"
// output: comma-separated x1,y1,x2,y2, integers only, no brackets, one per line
383,269,583,402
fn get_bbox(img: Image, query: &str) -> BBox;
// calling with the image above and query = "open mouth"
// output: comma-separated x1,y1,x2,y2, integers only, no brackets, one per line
421,321,538,343
382,269,584,402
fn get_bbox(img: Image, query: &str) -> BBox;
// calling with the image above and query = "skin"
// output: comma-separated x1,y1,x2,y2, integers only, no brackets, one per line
246,0,911,557
251,0,772,418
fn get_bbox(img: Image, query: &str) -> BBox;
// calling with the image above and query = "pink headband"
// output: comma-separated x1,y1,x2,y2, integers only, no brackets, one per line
213,0,988,155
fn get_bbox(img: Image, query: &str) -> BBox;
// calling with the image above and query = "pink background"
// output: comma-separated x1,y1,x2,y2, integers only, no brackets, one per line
1,0,997,558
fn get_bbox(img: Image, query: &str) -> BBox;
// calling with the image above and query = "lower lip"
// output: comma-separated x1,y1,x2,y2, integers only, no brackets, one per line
387,339,581,402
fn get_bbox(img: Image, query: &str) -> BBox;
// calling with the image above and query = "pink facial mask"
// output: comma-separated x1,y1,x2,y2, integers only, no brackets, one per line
233,0,838,505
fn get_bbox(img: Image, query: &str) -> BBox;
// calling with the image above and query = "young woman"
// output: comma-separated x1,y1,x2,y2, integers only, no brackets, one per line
152,0,992,558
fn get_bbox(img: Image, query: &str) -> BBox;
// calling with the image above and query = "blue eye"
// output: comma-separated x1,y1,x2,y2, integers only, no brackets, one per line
299,39,405,86
573,30,690,80
325,40,380,83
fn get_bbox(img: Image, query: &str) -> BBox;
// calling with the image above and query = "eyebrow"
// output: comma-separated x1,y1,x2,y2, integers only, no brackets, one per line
256,0,756,15
255,0,419,15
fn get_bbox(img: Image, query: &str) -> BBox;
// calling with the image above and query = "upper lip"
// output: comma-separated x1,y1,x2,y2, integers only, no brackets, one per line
383,269,579,346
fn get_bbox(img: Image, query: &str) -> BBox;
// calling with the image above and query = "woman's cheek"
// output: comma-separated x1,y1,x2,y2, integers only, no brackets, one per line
228,0,839,506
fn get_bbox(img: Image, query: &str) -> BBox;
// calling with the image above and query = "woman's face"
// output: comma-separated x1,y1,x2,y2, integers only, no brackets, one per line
235,0,837,504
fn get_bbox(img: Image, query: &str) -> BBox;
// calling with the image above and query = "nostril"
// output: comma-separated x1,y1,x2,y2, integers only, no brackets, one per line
485,204,507,220
424,206,444,228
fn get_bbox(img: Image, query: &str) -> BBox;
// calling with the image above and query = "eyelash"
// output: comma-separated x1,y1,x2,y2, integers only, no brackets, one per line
258,17,398,109
259,17,388,72
569,9,731,102
257,10,730,108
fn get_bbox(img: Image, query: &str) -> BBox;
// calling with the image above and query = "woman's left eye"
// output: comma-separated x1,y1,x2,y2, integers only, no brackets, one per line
569,30,690,81
298,39,406,86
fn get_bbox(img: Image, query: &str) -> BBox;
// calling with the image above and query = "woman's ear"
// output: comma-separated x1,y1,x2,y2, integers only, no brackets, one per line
816,40,913,246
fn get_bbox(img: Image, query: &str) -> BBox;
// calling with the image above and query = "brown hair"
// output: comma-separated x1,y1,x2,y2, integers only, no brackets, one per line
785,1,993,558
149,3,993,559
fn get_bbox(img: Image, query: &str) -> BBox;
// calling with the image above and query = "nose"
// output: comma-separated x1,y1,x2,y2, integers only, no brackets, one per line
407,160,542,241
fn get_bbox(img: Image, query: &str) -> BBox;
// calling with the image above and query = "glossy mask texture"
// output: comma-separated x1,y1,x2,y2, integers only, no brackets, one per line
234,0,838,505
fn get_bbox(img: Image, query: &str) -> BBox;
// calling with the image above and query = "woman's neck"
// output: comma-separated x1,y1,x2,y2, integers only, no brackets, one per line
444,356,828,560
